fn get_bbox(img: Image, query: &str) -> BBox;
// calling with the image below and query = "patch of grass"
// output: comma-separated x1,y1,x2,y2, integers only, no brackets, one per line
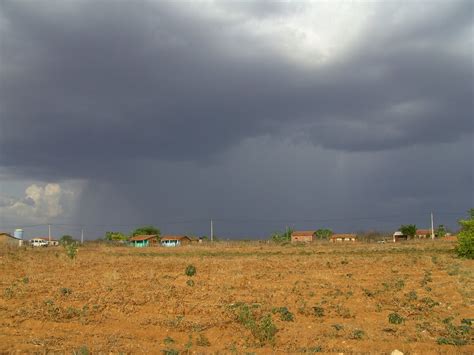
21,277,29,284
196,333,210,347
420,270,432,286
163,336,175,345
185,264,196,277
162,349,179,355
272,306,294,321
4,287,14,299
298,346,323,352
437,317,472,346
72,345,90,355
65,243,78,260
388,313,405,325
406,290,417,301
312,306,324,317
437,337,467,346
350,329,366,340
420,297,439,308
231,303,277,346
332,324,344,331
186,279,195,287
60,287,72,296
255,314,277,345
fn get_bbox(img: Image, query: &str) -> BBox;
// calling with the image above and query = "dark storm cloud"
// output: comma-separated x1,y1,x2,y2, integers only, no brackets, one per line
0,1,472,236
1,0,472,181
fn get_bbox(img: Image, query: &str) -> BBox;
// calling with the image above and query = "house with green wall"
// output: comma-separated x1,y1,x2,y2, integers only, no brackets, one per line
129,235,158,247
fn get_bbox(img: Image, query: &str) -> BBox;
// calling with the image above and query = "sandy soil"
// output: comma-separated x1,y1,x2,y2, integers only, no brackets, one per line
0,241,472,353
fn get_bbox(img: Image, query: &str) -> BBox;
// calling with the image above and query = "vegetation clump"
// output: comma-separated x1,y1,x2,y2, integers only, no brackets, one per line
231,303,278,345
65,243,78,260
185,264,196,277
456,209,474,259
388,313,405,325
436,317,472,346
272,306,294,321
312,306,324,317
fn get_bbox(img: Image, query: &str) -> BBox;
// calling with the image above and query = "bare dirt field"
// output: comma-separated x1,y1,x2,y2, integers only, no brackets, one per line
1,241,472,353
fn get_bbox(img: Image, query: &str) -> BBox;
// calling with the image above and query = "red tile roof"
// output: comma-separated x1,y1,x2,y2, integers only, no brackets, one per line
291,231,315,237
160,235,190,241
416,229,431,236
129,234,158,241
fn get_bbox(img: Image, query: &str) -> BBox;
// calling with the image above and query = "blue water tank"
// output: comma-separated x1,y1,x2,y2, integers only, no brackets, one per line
14,228,24,239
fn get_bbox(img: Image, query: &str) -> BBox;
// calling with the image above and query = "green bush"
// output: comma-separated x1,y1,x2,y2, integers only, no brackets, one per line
388,313,404,324
65,243,78,260
272,307,294,321
456,210,474,259
313,306,324,317
185,264,197,277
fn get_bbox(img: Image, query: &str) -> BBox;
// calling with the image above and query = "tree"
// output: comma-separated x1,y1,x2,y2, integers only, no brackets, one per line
456,209,473,259
132,225,160,237
271,227,293,242
435,225,447,238
60,235,74,245
315,229,332,240
399,224,417,238
105,231,128,241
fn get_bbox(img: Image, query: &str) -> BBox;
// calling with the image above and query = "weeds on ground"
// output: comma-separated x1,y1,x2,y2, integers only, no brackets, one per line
230,303,278,346
388,313,405,325
163,336,175,345
72,345,90,355
436,318,472,346
298,346,323,352
65,243,78,260
350,329,366,340
312,306,324,317
60,287,72,296
272,307,294,321
185,265,196,276
196,333,210,347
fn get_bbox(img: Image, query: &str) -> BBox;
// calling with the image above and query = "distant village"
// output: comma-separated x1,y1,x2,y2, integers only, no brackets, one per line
0,224,458,249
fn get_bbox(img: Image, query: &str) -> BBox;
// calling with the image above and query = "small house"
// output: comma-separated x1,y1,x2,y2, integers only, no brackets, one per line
443,235,458,241
291,231,315,243
393,231,408,242
129,234,158,248
0,232,22,247
416,229,431,238
330,234,357,242
160,235,192,247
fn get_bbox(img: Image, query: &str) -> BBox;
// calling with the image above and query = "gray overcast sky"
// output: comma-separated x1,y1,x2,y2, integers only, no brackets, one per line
0,0,472,239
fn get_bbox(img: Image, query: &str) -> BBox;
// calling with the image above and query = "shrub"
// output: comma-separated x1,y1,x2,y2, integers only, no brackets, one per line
456,210,474,259
185,264,196,277
313,306,324,317
65,243,78,260
231,303,278,345
272,307,294,321
186,279,195,287
255,314,277,345
351,329,365,339
406,290,417,301
60,287,72,296
388,313,405,324
196,333,210,347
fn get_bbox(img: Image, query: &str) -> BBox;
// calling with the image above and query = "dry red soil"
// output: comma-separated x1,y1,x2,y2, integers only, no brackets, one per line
1,241,473,353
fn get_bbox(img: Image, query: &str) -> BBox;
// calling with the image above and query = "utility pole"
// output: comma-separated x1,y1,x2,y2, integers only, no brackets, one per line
48,224,51,243
210,219,214,242
431,212,435,239
81,228,84,244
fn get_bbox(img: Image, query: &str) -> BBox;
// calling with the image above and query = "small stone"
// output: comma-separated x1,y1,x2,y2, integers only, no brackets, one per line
391,350,404,355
